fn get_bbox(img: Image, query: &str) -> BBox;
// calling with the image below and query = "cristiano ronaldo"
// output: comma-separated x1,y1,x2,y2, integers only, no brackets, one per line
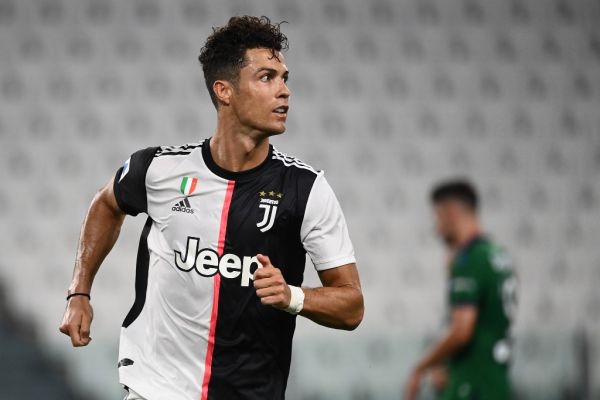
60,16,364,400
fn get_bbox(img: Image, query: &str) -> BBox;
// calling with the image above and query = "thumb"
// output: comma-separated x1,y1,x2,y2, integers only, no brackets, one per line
256,254,271,268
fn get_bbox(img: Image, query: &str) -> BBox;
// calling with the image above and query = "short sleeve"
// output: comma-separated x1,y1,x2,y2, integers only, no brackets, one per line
300,173,356,271
113,147,158,216
449,260,484,306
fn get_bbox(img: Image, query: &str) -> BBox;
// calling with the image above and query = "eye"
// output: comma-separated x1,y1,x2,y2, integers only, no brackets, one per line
260,74,270,82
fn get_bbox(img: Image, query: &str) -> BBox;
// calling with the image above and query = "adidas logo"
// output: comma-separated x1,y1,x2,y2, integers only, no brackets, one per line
172,197,194,214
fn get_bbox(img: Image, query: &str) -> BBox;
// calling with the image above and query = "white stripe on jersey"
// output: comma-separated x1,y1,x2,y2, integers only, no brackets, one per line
272,148,318,174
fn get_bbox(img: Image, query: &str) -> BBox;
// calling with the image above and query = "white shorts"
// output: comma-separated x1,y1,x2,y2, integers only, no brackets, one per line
123,388,146,400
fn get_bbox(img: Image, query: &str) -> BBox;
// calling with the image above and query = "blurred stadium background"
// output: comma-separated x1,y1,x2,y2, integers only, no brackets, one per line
1,0,599,399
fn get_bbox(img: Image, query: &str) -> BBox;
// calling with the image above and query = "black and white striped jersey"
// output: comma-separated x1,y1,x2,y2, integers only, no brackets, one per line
112,138,355,400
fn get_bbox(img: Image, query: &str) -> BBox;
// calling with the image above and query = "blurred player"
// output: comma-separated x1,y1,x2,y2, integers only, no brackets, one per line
59,16,363,400
405,180,517,400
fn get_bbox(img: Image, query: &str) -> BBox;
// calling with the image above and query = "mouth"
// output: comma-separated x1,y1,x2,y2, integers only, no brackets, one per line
272,105,289,117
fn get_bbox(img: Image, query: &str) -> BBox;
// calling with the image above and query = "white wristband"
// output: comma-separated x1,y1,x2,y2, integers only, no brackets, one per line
284,285,305,315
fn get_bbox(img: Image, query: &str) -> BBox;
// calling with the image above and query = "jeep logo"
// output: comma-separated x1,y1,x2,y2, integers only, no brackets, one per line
174,236,262,287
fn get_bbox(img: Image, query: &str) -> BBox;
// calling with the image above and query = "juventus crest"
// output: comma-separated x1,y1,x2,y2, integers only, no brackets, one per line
256,191,282,232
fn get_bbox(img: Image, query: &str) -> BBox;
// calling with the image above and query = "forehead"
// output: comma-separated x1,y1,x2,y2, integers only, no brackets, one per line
434,199,461,213
243,48,288,72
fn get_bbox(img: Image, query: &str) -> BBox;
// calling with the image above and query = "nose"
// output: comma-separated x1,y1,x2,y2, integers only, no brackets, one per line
278,81,291,99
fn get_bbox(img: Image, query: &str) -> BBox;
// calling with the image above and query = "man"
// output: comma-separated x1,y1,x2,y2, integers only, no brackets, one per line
405,180,517,400
59,16,363,400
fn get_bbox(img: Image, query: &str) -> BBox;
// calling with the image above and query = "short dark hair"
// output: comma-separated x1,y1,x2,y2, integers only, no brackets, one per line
431,179,479,211
198,15,289,108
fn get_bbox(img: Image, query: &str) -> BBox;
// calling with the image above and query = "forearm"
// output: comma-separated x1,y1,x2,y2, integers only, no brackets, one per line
415,306,477,372
416,332,467,372
69,189,125,293
299,285,364,330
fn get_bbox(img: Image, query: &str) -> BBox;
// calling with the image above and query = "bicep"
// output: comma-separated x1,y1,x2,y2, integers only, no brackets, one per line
317,263,361,290
94,177,126,219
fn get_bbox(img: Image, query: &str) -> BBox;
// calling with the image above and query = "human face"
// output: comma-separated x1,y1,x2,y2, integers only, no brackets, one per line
433,200,463,246
230,48,290,136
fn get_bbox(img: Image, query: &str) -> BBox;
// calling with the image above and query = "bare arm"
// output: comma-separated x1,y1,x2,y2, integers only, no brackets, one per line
405,306,478,400
415,305,477,369
59,177,126,347
253,256,364,331
299,264,363,330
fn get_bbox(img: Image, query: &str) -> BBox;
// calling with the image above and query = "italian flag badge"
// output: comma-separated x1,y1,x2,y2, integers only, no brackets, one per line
180,176,198,196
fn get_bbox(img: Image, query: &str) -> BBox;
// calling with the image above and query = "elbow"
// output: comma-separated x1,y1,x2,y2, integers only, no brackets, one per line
343,315,363,331
341,294,364,331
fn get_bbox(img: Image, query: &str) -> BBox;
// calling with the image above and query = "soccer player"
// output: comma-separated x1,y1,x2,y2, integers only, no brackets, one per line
404,180,517,400
59,16,364,400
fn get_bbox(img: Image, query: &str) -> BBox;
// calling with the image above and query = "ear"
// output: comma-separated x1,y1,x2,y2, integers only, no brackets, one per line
213,80,233,106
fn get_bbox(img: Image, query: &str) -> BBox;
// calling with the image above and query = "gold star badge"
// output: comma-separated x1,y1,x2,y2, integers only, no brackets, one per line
268,191,275,197
277,193,283,198
259,191,266,197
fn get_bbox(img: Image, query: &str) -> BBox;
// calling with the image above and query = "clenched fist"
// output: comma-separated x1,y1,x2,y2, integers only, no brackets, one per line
253,254,291,310
59,296,94,347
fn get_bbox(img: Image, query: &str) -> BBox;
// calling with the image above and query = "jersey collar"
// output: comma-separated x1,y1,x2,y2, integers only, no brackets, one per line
453,234,487,266
202,137,274,182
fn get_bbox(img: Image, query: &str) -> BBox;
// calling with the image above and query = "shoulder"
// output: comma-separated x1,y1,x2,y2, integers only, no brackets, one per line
154,141,205,158
452,240,489,275
270,147,325,197
462,239,513,275
479,240,515,274
145,140,204,176
271,147,320,177
128,141,205,167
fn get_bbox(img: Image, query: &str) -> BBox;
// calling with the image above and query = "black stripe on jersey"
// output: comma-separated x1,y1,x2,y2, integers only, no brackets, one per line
114,146,159,216
206,161,318,400
123,217,153,328
184,197,191,208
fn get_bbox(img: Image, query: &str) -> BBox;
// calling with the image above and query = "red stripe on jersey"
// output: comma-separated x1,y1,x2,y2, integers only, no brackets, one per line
189,177,198,195
216,180,235,256
200,180,235,400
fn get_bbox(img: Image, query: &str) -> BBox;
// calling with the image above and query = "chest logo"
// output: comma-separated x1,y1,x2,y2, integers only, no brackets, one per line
257,191,282,232
174,237,262,287
180,176,198,196
172,197,194,214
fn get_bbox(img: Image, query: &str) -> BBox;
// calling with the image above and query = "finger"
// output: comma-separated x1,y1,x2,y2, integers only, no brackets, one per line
254,266,281,281
59,322,69,335
67,319,83,347
59,311,73,335
253,266,274,280
80,312,92,344
255,286,284,299
259,295,283,306
253,275,283,290
256,254,272,268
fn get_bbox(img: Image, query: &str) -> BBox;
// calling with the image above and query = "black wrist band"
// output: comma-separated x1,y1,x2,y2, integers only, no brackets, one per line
66,292,91,301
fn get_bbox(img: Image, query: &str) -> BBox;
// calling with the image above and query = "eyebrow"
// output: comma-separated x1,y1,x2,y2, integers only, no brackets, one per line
255,67,289,77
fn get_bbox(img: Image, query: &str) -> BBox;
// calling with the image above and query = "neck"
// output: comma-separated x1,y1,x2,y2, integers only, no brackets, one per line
210,111,270,172
450,220,482,252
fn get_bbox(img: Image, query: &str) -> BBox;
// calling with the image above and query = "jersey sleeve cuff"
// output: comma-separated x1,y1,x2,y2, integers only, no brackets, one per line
312,255,356,271
113,168,140,216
